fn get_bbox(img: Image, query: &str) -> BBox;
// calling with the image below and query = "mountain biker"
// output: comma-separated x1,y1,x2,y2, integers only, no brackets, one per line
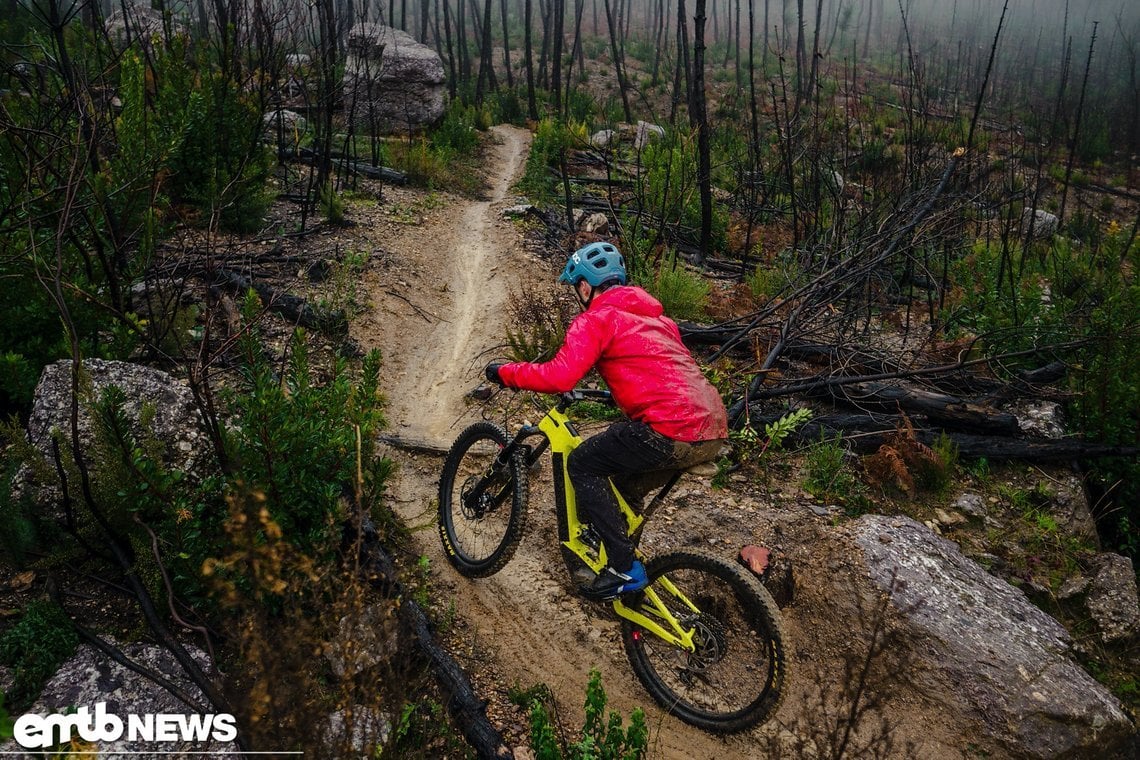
484,242,728,600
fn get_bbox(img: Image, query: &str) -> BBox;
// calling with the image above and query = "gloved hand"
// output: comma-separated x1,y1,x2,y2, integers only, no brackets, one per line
484,362,506,386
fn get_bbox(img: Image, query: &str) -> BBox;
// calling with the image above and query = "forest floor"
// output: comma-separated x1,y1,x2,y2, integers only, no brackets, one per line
348,125,980,758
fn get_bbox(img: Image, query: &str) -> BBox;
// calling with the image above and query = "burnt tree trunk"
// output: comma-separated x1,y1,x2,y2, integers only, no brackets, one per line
603,0,633,122
693,0,712,263
500,0,514,88
525,0,538,117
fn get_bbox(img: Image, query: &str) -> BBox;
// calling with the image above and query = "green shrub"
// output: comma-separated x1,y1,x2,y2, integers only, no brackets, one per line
802,433,863,509
155,41,273,232
393,125,483,196
432,100,481,159
746,263,794,301
1070,284,1140,560
644,256,710,322
523,670,647,760
319,182,346,224
518,117,570,202
0,601,78,709
225,311,389,556
488,88,526,126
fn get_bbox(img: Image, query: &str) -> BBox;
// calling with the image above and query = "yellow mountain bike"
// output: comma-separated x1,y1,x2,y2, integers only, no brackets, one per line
437,389,785,732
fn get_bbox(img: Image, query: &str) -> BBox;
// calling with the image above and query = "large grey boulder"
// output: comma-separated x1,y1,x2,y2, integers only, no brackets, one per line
104,6,185,49
2,641,237,757
343,24,445,132
15,359,211,512
854,515,1133,758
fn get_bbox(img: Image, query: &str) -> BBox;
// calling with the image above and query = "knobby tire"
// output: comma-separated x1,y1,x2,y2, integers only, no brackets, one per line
621,550,786,732
438,422,528,577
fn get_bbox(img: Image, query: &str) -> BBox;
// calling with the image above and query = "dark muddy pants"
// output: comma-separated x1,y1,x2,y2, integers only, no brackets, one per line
567,420,724,572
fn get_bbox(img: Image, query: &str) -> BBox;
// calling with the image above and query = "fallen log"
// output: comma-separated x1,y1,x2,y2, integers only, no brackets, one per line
346,161,408,183
294,149,408,184
354,523,512,759
212,268,347,336
818,380,1021,435
741,409,1140,461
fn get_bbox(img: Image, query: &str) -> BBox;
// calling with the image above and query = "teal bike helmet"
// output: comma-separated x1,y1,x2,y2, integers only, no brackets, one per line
558,242,627,287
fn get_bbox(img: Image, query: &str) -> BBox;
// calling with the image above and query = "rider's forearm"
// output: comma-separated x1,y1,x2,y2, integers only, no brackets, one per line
499,319,604,392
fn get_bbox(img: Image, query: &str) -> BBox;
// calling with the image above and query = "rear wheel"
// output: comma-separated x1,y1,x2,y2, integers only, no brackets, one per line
437,422,528,577
621,550,786,732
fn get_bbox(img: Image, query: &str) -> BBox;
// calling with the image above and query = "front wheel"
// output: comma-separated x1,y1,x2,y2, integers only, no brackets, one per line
438,422,528,577
621,551,786,733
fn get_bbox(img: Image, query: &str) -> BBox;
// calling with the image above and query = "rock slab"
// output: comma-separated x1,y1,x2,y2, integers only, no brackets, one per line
15,359,210,512
854,515,1133,759
1,641,237,757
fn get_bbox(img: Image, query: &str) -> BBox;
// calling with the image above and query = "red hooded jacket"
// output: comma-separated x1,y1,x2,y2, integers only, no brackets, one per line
498,286,728,442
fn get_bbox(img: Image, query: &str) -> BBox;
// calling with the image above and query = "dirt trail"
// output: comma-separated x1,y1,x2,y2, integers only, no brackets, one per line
379,124,530,448
355,126,761,758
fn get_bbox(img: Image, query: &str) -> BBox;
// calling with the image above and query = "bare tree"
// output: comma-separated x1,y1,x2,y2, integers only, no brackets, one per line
693,0,712,263
500,0,515,88
525,0,539,117
603,0,633,122
475,0,497,101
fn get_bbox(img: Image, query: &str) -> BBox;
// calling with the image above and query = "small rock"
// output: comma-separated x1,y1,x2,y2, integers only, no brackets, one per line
502,204,533,218
953,492,987,519
1007,399,1066,439
1022,208,1059,239
262,108,308,139
326,604,400,678
936,508,968,527
590,129,617,149
579,212,609,234
1057,575,1090,602
320,705,391,756
633,120,665,150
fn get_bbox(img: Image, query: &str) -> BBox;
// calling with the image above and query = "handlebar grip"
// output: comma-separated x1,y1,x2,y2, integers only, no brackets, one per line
559,388,614,406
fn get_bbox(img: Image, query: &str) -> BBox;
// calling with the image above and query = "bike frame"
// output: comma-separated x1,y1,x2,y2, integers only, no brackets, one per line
502,393,700,653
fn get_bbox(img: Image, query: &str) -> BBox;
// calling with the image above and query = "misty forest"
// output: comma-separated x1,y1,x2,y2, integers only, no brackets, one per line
1,0,1139,756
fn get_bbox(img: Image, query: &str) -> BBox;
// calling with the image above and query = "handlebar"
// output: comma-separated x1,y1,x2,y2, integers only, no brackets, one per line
469,384,613,408
557,389,614,409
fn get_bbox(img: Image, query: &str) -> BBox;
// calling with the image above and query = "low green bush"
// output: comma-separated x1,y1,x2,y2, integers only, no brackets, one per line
0,601,78,709
644,256,710,322
522,670,647,760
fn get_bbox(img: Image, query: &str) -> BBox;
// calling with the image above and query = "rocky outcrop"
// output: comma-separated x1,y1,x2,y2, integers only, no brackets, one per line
14,359,211,512
343,24,445,132
853,515,1134,759
2,641,236,757
1085,553,1140,644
